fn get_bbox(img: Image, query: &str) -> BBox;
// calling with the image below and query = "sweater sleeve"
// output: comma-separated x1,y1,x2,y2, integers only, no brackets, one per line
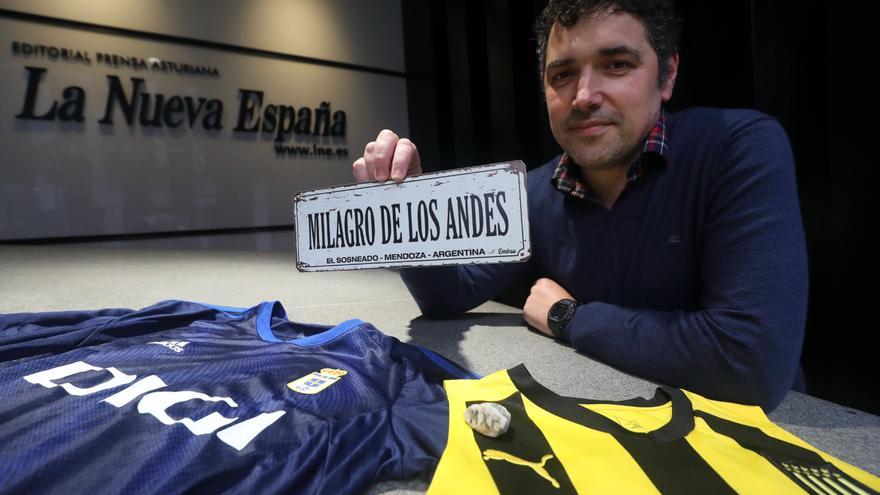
563,115,808,412
399,260,531,317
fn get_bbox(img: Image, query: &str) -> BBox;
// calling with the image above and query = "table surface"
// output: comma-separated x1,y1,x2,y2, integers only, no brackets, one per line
1,231,877,493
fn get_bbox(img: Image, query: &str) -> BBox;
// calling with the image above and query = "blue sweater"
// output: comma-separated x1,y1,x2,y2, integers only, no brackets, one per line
401,108,808,412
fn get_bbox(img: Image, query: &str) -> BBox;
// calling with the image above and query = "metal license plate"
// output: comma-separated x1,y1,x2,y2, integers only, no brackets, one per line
293,161,530,271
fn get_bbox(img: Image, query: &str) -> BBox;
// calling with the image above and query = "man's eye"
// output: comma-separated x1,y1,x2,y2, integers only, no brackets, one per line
608,61,631,72
550,71,573,83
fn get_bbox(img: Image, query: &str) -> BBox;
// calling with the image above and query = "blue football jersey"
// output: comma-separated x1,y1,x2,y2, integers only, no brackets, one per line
0,300,476,494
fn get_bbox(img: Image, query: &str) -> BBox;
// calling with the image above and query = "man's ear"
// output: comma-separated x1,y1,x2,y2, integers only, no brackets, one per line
661,53,679,102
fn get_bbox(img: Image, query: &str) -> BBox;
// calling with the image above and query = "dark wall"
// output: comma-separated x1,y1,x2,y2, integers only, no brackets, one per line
402,0,554,173
402,0,875,413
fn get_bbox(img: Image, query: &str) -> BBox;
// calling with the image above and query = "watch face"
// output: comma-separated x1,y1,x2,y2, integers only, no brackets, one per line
548,300,575,338
550,302,568,321
550,299,574,323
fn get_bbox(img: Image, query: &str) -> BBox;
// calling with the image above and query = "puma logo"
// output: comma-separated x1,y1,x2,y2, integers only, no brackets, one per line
482,449,560,488
612,414,644,430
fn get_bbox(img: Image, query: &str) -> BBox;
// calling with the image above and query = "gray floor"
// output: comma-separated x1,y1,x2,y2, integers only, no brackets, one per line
2,230,878,490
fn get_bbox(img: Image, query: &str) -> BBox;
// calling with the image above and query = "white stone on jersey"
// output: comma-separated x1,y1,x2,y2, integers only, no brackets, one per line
465,402,511,438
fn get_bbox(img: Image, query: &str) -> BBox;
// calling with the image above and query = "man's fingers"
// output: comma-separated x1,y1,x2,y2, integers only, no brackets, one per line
390,138,421,182
522,292,552,337
352,157,370,183
372,129,400,182
531,278,550,293
363,141,377,181
523,299,538,326
357,130,420,183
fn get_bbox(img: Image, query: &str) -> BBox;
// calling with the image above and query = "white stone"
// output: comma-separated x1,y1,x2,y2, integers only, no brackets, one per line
464,402,511,438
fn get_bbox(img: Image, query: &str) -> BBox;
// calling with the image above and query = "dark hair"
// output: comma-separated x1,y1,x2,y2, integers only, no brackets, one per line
534,0,681,88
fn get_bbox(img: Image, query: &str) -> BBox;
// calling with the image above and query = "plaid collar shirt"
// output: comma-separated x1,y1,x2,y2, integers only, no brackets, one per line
551,110,669,203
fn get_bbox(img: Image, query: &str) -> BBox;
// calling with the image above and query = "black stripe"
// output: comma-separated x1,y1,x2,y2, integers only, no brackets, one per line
508,365,735,493
695,411,825,464
508,364,694,442
0,8,406,78
696,411,879,495
615,434,736,494
468,392,577,495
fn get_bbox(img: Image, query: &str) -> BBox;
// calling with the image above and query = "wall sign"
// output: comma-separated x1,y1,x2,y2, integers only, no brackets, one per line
0,15,408,240
293,162,531,271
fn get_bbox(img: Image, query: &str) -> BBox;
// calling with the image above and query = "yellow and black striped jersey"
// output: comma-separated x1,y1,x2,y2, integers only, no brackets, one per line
429,365,880,494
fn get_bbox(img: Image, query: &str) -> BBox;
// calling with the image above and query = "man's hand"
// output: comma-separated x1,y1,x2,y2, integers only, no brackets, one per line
352,129,422,183
524,278,574,337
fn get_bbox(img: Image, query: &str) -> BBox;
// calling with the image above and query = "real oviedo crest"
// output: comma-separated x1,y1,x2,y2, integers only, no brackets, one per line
287,368,348,395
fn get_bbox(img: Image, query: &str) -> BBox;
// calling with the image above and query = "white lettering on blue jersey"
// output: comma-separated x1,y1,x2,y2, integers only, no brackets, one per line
138,391,239,435
104,375,167,407
216,411,288,451
24,361,137,395
22,361,285,450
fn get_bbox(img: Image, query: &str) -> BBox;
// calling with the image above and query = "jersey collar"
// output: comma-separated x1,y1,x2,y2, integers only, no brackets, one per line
255,301,363,346
507,364,694,443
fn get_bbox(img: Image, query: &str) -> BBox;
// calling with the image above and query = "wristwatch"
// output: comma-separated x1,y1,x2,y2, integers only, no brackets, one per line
547,298,579,339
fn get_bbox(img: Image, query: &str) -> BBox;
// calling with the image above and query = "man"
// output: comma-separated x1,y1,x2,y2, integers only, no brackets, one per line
352,0,807,412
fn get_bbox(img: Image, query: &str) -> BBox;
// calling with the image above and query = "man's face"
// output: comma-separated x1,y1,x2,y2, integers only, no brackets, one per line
544,10,677,173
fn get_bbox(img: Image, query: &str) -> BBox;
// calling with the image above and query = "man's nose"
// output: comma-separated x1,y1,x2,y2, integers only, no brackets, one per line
572,70,603,111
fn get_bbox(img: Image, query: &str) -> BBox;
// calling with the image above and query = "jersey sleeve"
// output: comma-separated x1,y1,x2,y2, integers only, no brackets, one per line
0,300,248,363
357,322,480,483
563,115,808,412
0,307,132,363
